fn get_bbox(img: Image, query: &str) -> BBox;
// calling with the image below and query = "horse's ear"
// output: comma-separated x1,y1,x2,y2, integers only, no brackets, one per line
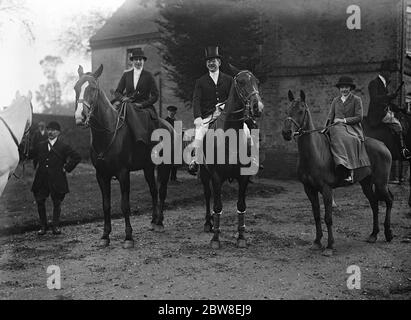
228,63,241,77
78,65,84,78
300,90,306,102
27,90,33,101
93,64,103,79
288,90,294,102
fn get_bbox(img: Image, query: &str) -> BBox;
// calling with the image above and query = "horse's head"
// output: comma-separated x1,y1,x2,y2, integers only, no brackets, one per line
282,90,308,141
230,64,264,118
74,64,103,127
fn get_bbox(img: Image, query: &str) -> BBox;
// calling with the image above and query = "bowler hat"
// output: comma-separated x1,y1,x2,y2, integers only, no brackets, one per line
130,47,147,61
205,46,222,60
335,76,356,90
46,121,61,131
167,105,177,112
380,60,397,72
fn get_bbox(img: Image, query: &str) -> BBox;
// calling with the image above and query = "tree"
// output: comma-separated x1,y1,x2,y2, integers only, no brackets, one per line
57,9,111,59
156,0,269,103
0,0,34,42
36,55,64,114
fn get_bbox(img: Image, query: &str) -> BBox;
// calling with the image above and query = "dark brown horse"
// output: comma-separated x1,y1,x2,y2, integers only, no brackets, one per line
363,112,411,206
74,65,173,249
199,65,264,249
282,90,393,256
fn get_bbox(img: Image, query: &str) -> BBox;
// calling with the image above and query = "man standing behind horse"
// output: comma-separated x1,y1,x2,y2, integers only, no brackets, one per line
113,47,159,146
367,60,411,160
30,121,81,235
31,121,48,169
188,46,234,175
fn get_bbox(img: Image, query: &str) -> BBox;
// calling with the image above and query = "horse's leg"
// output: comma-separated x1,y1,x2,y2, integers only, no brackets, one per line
375,184,394,242
157,164,170,229
200,167,213,232
360,177,379,243
322,185,334,256
303,184,323,250
236,175,249,248
143,166,161,232
96,171,112,247
118,169,134,248
210,173,223,249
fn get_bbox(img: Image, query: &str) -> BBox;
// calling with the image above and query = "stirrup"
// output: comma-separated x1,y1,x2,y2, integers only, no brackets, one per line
401,148,411,160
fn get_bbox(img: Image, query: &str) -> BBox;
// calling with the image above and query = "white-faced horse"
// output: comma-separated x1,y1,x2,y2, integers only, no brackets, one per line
0,92,32,197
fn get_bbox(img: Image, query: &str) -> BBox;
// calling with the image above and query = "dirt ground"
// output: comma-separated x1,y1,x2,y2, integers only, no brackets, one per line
0,163,410,300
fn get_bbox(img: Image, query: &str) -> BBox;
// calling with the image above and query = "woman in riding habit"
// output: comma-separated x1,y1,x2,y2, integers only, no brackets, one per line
326,76,371,183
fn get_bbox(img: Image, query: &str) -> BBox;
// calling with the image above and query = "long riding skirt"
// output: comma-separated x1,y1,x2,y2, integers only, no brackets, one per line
329,124,370,169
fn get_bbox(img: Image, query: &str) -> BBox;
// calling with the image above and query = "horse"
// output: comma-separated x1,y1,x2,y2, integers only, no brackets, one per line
282,90,393,256
74,65,173,249
363,112,411,206
198,65,264,249
0,92,32,197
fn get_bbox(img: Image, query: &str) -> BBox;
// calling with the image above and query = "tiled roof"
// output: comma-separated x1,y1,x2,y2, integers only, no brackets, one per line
90,0,159,48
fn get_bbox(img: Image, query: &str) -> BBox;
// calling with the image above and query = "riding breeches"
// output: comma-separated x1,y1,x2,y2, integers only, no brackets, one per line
193,117,252,148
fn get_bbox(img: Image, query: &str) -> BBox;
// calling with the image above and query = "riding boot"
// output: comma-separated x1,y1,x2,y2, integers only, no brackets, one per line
37,200,47,235
399,133,411,160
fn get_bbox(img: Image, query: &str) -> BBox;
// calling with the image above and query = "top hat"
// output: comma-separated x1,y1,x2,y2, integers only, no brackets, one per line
335,76,356,90
380,60,397,72
205,46,222,60
46,121,61,131
130,47,147,61
167,105,177,112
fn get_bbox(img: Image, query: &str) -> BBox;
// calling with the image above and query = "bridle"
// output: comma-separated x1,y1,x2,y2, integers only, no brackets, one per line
284,102,309,137
222,70,261,123
284,101,337,137
76,79,125,160
77,80,100,129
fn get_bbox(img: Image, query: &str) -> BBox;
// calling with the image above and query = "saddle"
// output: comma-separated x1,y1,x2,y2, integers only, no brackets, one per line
124,102,159,145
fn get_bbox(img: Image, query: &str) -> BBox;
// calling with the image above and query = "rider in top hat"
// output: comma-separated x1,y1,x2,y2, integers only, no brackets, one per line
113,47,160,145
326,76,370,183
368,60,411,159
188,46,234,175
30,121,81,235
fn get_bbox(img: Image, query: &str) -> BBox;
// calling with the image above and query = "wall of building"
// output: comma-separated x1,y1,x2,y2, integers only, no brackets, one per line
256,0,403,178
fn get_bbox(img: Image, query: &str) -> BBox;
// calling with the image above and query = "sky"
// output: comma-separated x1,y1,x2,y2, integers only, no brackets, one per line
0,0,124,112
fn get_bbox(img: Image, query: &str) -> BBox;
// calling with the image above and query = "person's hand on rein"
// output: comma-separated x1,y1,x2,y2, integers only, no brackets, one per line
333,118,346,124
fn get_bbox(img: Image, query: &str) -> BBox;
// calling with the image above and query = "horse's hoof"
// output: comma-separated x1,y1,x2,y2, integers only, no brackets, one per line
210,240,221,250
154,224,165,233
384,230,393,242
204,224,213,233
322,248,333,257
98,239,110,247
309,242,323,251
123,240,134,249
237,239,247,248
366,235,377,243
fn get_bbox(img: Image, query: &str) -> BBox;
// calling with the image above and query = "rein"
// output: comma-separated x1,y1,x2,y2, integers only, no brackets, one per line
78,81,126,161
0,112,31,180
285,104,337,137
219,70,260,124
